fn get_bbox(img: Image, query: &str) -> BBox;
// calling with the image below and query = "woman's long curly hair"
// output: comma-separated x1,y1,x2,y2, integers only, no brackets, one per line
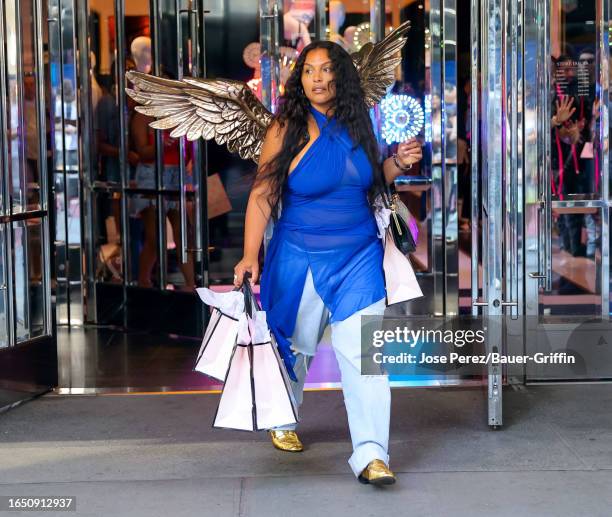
253,40,385,222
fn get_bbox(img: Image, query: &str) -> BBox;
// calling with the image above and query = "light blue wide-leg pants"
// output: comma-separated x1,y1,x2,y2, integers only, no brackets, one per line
271,266,390,477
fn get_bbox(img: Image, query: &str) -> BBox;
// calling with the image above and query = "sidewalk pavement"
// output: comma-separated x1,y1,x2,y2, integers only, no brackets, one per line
0,384,611,517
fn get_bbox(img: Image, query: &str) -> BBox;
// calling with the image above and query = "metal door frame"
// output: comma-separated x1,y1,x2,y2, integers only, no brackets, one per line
473,0,508,428
523,0,610,313
473,0,612,423
0,0,56,395
425,0,459,317
522,0,611,383
47,0,86,327
470,0,526,426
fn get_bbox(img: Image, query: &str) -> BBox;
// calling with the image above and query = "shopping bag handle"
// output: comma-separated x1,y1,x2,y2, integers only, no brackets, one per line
240,272,261,317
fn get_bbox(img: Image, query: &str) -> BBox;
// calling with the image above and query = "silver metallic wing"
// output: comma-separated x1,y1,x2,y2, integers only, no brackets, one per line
125,71,274,163
351,20,411,108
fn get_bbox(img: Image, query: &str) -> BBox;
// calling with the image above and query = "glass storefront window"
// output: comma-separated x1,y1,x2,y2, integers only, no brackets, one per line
542,0,605,317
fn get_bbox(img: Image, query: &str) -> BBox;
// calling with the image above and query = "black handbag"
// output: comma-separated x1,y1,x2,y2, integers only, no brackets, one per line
379,177,417,255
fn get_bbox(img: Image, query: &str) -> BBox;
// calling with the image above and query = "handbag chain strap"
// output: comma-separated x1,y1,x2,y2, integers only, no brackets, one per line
378,163,403,236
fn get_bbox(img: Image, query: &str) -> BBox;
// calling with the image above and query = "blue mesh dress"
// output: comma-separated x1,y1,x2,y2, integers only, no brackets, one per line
259,105,386,381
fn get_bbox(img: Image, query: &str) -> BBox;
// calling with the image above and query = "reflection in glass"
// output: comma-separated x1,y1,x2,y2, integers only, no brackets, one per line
54,79,79,171
543,0,604,316
12,219,45,342
128,109,172,288
21,0,42,211
48,0,84,325
325,0,369,53
551,54,599,201
283,0,315,52
544,208,602,316
124,2,160,288
94,192,122,283
89,0,125,283
162,198,195,290
23,71,42,211
94,70,122,184
157,0,196,290
386,0,442,313
5,0,25,213
208,5,264,284
54,174,81,246
0,225,7,348
0,0,51,345
127,171,159,288
131,126,195,289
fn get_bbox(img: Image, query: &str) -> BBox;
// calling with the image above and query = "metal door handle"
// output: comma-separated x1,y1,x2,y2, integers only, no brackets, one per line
473,300,517,307
178,147,188,265
528,272,546,279
176,0,190,264
539,3,553,292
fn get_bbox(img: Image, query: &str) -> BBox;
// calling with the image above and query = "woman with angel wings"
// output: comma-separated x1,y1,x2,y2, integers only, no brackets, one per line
126,21,422,486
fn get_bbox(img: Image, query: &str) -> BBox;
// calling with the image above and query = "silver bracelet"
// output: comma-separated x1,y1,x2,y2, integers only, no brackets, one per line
392,152,413,172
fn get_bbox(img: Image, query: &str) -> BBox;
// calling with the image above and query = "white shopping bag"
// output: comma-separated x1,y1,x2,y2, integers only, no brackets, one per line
194,288,244,381
250,311,298,430
383,227,424,305
213,295,298,431
212,314,256,430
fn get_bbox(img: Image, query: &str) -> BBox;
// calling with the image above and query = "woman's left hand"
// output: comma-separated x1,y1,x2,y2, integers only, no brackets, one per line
397,138,423,168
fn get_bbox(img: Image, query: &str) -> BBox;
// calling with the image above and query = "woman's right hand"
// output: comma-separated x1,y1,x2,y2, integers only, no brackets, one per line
234,255,259,288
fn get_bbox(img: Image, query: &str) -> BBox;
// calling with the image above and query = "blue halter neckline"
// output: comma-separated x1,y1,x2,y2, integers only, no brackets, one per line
309,105,338,133
309,104,334,121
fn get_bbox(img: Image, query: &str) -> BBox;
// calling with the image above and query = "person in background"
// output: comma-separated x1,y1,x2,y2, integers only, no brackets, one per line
551,55,590,257
457,76,471,232
576,48,599,258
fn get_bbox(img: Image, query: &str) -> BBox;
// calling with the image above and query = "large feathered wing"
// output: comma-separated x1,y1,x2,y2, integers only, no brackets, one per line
125,72,273,163
351,20,411,108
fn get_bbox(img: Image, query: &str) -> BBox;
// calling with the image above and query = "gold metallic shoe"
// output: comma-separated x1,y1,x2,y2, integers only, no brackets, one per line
358,459,396,486
269,430,304,452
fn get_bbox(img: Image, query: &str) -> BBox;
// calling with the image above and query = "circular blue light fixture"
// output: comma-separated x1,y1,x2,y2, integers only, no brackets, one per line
380,94,425,145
